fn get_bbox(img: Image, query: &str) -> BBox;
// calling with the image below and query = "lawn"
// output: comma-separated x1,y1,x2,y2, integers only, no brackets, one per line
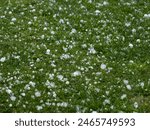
0,0,150,112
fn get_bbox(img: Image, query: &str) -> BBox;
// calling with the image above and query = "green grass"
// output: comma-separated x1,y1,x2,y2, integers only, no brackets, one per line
0,0,150,112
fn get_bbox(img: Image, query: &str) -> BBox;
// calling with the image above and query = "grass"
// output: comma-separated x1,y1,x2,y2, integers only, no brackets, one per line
0,0,150,112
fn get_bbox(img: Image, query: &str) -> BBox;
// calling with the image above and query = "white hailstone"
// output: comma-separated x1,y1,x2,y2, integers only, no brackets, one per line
36,105,43,111
60,54,70,59
43,27,47,31
125,22,131,27
95,88,100,92
129,43,133,48
41,35,45,39
29,81,36,87
81,44,87,48
72,71,81,77
103,1,109,5
96,72,101,76
33,16,37,20
20,12,24,15
53,92,57,97
46,49,50,55
144,14,150,18
14,55,20,59
45,81,55,88
9,104,12,107
120,94,127,100
11,17,16,22
65,81,70,85
35,91,41,97
134,102,138,108
70,28,77,34
88,0,92,3
28,21,32,25
59,19,64,24
132,29,136,33
31,9,36,12
88,47,96,54
103,99,110,105
80,19,84,23
100,63,106,70
95,10,101,15
6,89,12,94
63,47,68,52
126,84,132,90
110,105,114,109
49,73,54,79
129,60,134,64
21,93,26,97
57,103,61,107
136,39,140,43
140,82,144,88
24,84,31,90
51,31,55,35
61,102,68,107
106,91,109,95
8,11,12,14
57,75,64,81
123,79,129,85
10,95,16,101
36,58,40,62
0,57,6,62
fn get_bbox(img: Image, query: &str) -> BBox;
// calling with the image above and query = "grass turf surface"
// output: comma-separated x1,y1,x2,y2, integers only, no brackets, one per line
0,0,150,112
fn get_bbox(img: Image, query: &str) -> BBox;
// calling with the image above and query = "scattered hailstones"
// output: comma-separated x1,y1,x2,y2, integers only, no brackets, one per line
29,81,36,87
10,95,16,101
0,57,6,62
125,22,131,27
36,105,43,111
100,63,106,70
144,14,150,18
57,102,68,107
41,35,45,39
70,28,77,34
81,44,87,48
45,80,55,88
59,19,64,24
9,104,13,107
88,47,96,54
140,82,144,88
103,1,109,6
28,21,32,25
126,84,132,90
46,49,50,55
72,71,81,77
120,94,127,100
35,91,41,97
57,75,64,81
136,39,140,43
129,43,133,48
103,99,110,105
95,10,101,15
123,80,129,85
60,54,70,59
11,17,16,22
6,89,12,94
21,93,26,97
134,102,138,109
